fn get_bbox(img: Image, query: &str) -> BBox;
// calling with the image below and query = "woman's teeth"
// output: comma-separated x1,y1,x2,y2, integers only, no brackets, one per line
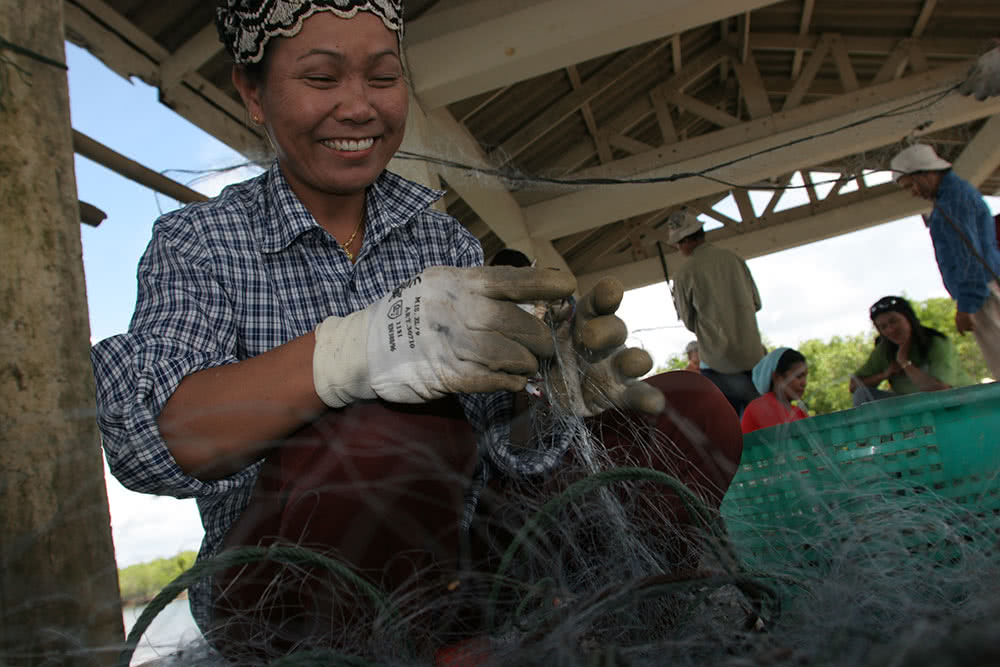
325,138,374,151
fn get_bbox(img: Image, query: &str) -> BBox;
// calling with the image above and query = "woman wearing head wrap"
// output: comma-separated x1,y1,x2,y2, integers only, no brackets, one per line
850,296,971,406
90,0,743,660
740,348,810,434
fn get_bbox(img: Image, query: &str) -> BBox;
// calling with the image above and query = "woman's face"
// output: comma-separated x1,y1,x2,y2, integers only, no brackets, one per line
774,362,808,402
235,12,408,202
873,311,912,346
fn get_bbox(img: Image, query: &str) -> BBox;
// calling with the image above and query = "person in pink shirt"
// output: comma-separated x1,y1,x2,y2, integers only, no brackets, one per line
741,348,810,434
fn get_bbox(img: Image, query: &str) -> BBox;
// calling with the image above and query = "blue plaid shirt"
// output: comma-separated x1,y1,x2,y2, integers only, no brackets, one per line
929,170,1000,313
91,163,572,632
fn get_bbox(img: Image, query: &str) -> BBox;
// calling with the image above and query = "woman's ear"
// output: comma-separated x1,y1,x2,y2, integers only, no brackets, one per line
232,66,264,126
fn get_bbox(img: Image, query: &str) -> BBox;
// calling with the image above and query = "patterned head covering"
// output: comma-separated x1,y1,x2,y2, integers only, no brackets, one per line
216,0,404,65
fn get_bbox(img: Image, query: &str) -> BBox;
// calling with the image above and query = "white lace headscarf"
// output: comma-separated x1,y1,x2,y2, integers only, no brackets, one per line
216,0,404,65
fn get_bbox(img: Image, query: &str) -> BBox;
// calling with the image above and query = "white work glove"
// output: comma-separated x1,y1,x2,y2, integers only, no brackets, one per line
542,277,666,417
958,41,1000,100
313,265,577,406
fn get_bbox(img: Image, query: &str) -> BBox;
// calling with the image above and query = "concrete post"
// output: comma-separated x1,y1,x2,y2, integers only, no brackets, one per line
0,1,125,665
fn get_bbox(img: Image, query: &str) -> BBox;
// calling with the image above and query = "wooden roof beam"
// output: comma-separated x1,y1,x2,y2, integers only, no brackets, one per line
158,23,222,93
488,40,669,165
750,33,979,59
790,0,815,79
782,33,832,111
911,0,938,38
950,114,1000,186
731,51,772,118
64,0,268,160
546,45,732,174
525,61,1000,240
577,106,1000,293
404,0,783,109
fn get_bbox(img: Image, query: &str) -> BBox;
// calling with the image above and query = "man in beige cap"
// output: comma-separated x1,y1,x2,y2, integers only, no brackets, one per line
667,209,767,415
890,143,1000,378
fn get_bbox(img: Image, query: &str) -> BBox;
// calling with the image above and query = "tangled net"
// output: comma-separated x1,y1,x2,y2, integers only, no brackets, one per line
119,427,1000,667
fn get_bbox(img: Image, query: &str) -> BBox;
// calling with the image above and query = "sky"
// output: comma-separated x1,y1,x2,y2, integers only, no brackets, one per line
64,43,1000,567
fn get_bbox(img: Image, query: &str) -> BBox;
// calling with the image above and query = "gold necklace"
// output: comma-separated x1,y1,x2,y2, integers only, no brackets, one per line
337,217,364,262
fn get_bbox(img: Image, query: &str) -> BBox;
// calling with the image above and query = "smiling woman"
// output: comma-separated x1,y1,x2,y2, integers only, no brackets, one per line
231,10,409,250
88,0,723,663
849,295,971,405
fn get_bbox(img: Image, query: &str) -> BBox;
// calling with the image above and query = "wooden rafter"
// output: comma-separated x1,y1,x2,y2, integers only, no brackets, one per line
487,39,670,165
761,174,794,218
829,35,859,92
64,0,267,159
567,66,613,164
732,188,756,224
782,33,832,111
544,45,731,174
749,33,979,59
650,88,679,145
791,0,816,79
911,0,938,38
158,23,221,93
731,52,771,119
526,61,1000,240
459,86,512,124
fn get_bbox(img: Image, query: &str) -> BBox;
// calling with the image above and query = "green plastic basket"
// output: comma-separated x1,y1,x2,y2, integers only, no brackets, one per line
720,382,1000,568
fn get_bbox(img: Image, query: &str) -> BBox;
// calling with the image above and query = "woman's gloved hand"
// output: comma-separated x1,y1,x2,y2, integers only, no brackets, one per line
543,277,665,417
312,266,577,406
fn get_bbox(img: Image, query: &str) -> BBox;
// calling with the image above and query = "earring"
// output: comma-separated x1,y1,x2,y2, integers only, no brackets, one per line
251,114,262,125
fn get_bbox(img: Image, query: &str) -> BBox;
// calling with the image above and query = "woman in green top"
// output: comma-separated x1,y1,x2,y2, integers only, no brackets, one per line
850,295,970,406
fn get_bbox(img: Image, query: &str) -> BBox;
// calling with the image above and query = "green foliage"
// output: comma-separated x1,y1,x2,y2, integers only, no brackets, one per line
656,354,690,374
798,332,874,415
118,550,197,605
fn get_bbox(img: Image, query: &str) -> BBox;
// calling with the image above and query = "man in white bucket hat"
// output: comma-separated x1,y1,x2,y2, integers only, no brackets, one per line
890,143,1000,378
667,209,766,416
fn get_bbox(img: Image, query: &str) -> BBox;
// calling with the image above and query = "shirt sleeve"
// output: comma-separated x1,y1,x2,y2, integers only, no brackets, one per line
925,335,964,388
91,220,258,500
932,177,995,313
672,273,697,332
855,342,888,379
745,260,762,312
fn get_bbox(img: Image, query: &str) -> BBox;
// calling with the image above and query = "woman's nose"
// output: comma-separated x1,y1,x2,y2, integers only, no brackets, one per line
334,78,376,122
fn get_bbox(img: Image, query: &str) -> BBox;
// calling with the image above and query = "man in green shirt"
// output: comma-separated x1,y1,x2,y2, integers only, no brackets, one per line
668,209,767,416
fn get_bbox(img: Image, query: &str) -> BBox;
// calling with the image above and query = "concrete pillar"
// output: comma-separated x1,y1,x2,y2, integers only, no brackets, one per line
0,1,125,665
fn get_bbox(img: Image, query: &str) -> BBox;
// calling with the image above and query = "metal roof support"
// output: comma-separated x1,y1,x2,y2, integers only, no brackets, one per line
0,1,124,662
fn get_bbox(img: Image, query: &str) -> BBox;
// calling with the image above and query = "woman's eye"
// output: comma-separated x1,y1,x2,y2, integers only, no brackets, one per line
304,74,337,84
371,73,401,85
